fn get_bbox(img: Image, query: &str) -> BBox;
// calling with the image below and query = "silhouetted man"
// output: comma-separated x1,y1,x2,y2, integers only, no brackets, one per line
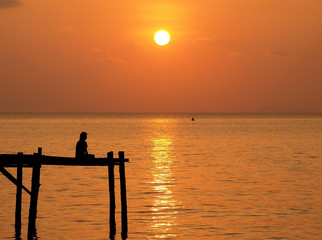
75,132,88,159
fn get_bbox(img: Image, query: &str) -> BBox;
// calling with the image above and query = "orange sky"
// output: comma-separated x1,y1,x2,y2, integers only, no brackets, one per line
1,0,321,113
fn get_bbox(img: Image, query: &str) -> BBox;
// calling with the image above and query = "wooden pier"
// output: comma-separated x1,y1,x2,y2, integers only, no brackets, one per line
0,148,129,239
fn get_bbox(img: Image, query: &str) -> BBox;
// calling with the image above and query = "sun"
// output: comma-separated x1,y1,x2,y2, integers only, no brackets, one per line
154,30,170,46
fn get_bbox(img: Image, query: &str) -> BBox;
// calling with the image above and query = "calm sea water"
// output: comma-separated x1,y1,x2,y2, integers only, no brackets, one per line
0,113,321,239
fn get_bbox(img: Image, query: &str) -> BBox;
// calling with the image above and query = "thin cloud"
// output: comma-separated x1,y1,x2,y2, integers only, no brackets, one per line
92,48,103,53
59,26,78,33
0,0,24,8
229,51,241,56
195,37,216,43
268,50,290,56
92,48,111,54
98,57,126,63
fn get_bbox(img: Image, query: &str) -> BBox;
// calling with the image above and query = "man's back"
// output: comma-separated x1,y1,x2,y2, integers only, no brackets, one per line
75,140,88,158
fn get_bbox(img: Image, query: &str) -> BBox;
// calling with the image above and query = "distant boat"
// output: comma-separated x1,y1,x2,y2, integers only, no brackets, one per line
191,117,195,121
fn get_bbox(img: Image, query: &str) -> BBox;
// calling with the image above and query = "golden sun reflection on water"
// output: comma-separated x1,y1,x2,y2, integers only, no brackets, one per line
148,128,181,239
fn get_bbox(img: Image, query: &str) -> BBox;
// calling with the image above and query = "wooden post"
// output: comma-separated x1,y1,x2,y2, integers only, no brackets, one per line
118,151,128,239
107,151,116,237
15,152,23,236
28,148,42,237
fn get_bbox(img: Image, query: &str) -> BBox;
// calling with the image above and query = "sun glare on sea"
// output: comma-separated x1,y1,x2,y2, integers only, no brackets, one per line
154,30,170,46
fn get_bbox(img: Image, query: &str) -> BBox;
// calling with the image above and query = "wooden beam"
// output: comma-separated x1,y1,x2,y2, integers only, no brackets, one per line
0,167,31,195
39,156,128,166
0,154,128,167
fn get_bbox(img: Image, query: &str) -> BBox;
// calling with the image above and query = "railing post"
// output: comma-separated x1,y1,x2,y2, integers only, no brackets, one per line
28,148,42,237
107,151,116,238
118,151,128,239
15,152,23,236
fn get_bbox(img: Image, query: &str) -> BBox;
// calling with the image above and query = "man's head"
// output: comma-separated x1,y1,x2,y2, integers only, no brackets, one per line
80,132,87,141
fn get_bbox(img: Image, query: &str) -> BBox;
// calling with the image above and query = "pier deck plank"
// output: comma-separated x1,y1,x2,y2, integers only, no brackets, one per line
0,154,129,167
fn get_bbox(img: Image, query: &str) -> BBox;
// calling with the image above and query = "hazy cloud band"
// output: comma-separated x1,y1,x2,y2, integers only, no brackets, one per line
0,0,24,8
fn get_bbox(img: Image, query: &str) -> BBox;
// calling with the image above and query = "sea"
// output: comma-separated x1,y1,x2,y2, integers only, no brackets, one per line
0,113,321,240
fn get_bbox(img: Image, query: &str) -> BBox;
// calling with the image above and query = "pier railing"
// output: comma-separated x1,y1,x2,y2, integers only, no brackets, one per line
0,148,129,239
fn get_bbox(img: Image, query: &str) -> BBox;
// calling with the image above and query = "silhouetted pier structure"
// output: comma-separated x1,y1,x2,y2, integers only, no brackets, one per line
0,148,129,239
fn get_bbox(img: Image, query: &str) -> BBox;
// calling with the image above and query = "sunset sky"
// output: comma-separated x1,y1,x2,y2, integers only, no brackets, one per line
1,0,321,113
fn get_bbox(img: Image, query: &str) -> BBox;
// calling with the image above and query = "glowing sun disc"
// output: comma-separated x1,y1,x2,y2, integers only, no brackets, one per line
154,30,170,46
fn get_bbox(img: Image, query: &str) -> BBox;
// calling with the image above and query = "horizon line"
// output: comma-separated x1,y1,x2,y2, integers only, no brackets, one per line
0,111,321,114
